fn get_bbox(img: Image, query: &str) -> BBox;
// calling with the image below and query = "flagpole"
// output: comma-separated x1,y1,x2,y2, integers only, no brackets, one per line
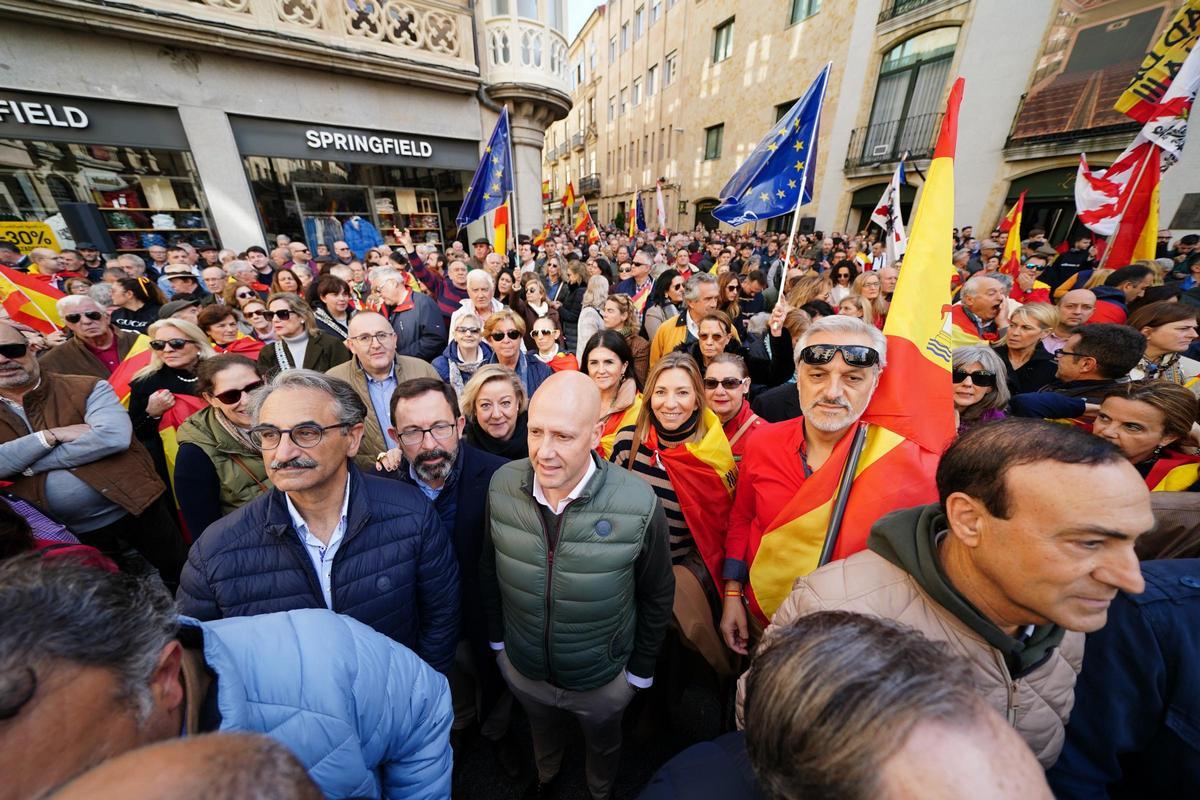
503,105,522,258
782,195,804,273
818,423,868,567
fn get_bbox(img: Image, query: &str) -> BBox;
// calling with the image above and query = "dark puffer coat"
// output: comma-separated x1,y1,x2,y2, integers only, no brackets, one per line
177,464,460,671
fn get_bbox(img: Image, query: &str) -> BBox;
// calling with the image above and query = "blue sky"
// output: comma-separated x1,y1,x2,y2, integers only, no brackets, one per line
567,0,604,41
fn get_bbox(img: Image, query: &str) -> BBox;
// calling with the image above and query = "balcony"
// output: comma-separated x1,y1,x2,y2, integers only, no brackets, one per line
481,5,571,101
878,0,942,24
571,132,585,151
579,173,601,195
8,0,479,90
844,112,942,173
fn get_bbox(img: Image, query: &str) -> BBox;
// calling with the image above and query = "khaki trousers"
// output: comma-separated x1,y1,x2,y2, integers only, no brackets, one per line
449,639,513,739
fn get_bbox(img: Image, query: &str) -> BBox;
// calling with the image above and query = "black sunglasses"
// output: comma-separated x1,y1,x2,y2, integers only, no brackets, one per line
952,369,997,387
490,330,522,342
799,344,880,368
703,377,745,390
149,338,194,352
263,309,293,320
0,342,29,359
212,380,263,405
64,311,104,324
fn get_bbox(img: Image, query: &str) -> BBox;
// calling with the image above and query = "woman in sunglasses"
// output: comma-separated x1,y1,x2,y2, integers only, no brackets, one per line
482,309,551,397
222,280,261,310
717,271,746,339
513,274,562,351
610,352,738,677
675,310,746,372
529,316,577,372
642,268,684,342
269,268,301,295
432,312,492,398
240,298,275,343
601,293,650,386
254,293,351,379
460,364,529,460
197,304,264,360
1090,381,1200,491
175,354,270,535
951,346,1010,434
703,353,762,460
582,330,642,458
109,277,166,335
828,260,858,305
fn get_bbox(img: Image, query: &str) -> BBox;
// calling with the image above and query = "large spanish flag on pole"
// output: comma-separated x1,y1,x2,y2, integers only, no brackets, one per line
0,265,65,334
744,80,962,623
492,202,509,256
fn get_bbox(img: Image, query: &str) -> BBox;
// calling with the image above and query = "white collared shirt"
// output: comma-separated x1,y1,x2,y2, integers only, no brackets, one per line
532,456,597,515
285,477,351,609
685,310,700,341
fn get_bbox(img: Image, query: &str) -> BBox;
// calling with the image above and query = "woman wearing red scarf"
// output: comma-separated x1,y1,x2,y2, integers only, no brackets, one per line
1091,381,1200,491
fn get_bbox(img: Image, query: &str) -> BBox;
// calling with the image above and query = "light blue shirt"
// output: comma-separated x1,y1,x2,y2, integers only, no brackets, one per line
365,365,398,450
408,462,443,502
284,477,351,609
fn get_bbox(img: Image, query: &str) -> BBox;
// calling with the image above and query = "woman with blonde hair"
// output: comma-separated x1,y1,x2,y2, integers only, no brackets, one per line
461,364,529,460
482,308,552,396
836,294,875,327
575,275,609,361
995,302,1058,393
601,292,651,385
850,271,886,326
784,274,832,309
610,351,739,677
255,292,351,378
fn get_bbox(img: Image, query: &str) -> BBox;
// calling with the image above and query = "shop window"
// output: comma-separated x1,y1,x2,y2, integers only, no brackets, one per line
704,124,724,160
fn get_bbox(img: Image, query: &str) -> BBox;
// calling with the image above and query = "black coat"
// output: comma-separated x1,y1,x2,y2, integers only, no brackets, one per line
255,329,351,378
751,381,801,423
995,342,1058,395
177,465,461,672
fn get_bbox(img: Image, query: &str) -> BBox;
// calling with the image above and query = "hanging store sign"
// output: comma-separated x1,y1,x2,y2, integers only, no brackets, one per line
0,221,61,252
0,90,188,149
303,129,433,158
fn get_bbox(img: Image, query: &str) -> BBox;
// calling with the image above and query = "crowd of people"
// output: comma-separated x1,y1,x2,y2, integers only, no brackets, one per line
0,219,1199,800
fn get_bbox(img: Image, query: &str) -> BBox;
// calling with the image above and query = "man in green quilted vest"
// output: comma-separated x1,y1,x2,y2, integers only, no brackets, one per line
480,371,673,800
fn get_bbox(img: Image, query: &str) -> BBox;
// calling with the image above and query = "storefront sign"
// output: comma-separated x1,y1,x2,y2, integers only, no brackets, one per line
230,115,480,171
0,90,188,149
0,221,61,252
304,129,433,158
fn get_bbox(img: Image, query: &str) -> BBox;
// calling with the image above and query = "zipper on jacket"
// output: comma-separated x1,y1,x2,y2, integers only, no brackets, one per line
996,651,1019,725
539,497,582,685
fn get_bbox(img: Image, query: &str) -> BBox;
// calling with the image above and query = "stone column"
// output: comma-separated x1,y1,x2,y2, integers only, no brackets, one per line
484,94,569,241
176,105,264,251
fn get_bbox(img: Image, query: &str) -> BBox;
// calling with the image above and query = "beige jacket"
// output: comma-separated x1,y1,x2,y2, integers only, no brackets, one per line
737,549,1084,768
326,355,439,471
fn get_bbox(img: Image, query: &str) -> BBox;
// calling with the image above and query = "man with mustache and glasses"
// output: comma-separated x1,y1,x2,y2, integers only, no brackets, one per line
0,320,186,588
383,378,518,782
177,369,460,673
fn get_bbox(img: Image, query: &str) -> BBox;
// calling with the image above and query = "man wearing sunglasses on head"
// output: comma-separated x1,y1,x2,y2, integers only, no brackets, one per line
0,320,187,589
40,295,145,380
177,368,460,674
720,316,936,655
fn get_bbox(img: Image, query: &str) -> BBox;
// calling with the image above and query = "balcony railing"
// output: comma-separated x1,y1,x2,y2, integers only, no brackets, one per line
878,0,940,24
571,132,585,151
481,11,570,97
844,112,943,171
579,173,601,195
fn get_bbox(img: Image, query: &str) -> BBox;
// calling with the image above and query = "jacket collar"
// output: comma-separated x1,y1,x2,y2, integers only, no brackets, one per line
264,461,370,542
517,452,606,502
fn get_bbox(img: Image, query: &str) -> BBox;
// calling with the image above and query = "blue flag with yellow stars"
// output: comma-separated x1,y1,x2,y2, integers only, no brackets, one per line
712,63,830,228
456,107,514,227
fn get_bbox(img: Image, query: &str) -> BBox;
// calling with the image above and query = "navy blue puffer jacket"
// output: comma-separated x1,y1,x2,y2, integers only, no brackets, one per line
177,464,460,671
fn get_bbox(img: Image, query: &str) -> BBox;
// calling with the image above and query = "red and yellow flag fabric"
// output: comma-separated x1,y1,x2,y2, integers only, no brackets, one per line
646,409,737,589
1102,141,1161,268
573,200,592,235
999,190,1025,278
561,182,576,211
0,264,64,334
1146,453,1200,492
745,78,962,623
532,225,549,248
597,396,643,460
492,202,509,256
158,394,207,505
541,179,551,201
106,335,153,407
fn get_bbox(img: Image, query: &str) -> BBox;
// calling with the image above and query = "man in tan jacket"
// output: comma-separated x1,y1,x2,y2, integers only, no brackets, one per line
740,418,1153,768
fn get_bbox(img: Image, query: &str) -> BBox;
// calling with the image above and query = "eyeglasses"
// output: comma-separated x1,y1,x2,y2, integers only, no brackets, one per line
531,329,556,337
799,344,880,368
1022,261,1047,271
952,369,997,387
64,311,104,324
149,338,194,351
0,342,29,359
698,332,727,341
246,310,269,318
263,309,294,320
1054,350,1084,360
397,422,457,447
236,291,254,299
490,330,522,342
703,377,745,390
348,331,397,346
456,326,481,335
212,381,263,405
669,282,684,290
250,421,353,449
618,266,633,274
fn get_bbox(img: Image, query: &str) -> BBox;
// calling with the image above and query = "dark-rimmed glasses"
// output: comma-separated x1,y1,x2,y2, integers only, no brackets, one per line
211,381,263,405
149,338,194,352
250,421,353,449
64,311,103,324
952,370,997,387
397,422,456,447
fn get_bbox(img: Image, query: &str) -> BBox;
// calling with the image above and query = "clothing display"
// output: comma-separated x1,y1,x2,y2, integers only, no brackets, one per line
303,216,345,251
342,215,385,258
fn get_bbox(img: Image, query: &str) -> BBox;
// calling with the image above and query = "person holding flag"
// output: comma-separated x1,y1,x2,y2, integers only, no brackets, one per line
868,159,907,269
720,78,964,648
0,261,65,334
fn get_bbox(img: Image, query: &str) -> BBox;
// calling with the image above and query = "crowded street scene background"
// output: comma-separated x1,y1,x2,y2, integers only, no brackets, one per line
3,0,1200,798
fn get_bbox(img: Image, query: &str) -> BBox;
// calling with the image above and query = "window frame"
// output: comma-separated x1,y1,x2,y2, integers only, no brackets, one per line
712,18,735,63
789,0,821,26
704,124,724,160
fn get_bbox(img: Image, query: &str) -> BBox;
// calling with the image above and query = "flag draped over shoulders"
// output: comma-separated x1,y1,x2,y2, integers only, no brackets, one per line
106,335,153,407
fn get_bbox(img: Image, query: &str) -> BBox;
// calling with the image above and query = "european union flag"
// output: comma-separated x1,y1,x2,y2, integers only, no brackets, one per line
456,107,514,227
712,63,830,228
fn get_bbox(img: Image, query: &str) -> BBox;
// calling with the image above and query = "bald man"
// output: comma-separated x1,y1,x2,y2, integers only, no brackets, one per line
479,371,674,800
1044,289,1097,354
50,733,321,800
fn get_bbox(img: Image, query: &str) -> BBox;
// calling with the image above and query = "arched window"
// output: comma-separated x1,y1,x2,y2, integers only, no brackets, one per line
861,27,958,162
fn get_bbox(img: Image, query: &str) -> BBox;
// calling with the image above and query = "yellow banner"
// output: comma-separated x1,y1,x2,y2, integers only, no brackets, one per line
1115,0,1200,120
0,221,60,253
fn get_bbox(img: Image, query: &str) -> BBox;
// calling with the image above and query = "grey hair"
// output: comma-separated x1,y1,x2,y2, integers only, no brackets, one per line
682,272,718,302
247,369,367,427
952,345,1011,414
0,555,179,725
55,293,105,317
745,311,771,337
581,275,609,310
960,275,1001,298
368,266,406,289
466,268,494,290
745,611,984,800
952,249,971,266
453,312,483,332
226,259,255,277
88,282,114,308
991,273,1013,292
117,253,146,273
795,315,888,368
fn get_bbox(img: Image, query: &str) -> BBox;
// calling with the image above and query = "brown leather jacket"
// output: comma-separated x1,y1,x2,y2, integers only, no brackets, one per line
0,372,164,515
39,327,142,379
738,549,1084,768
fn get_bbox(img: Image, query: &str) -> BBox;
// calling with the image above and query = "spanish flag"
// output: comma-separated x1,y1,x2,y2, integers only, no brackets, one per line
541,179,551,202
492,202,509,256
0,264,64,334
158,394,207,506
532,225,549,248
745,80,962,623
107,335,153,407
1146,454,1200,492
561,182,576,211
597,396,642,460
999,191,1025,277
